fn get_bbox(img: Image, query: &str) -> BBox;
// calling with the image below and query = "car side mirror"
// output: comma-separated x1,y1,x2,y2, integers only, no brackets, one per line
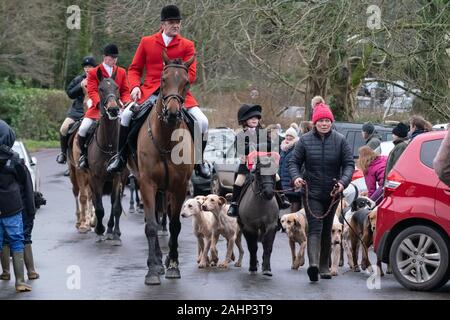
31,157,37,166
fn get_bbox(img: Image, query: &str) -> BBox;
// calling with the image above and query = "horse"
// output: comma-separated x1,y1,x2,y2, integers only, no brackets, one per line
66,85,95,233
87,68,127,245
238,153,279,276
128,174,143,214
128,52,195,285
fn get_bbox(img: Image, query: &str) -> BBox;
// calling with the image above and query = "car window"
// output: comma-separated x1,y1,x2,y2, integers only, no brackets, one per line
420,139,443,168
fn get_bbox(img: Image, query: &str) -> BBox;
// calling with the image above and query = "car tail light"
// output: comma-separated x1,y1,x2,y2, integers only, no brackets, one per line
352,169,364,181
384,169,405,196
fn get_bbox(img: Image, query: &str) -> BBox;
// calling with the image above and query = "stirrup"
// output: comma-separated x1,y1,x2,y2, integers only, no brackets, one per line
106,154,126,173
78,155,88,169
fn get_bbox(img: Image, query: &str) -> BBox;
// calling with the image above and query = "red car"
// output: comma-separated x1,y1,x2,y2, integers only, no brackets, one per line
374,130,450,291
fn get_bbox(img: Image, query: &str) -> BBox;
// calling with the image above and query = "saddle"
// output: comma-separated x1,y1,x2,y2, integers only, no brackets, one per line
127,100,196,161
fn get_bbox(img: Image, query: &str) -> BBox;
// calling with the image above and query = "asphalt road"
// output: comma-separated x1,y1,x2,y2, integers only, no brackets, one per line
1,149,449,300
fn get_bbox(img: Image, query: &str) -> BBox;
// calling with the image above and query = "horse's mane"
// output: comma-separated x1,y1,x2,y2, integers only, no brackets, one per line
166,58,184,65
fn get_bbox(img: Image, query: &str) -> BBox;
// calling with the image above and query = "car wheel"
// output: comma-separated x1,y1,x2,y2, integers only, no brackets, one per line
210,173,226,196
389,225,450,291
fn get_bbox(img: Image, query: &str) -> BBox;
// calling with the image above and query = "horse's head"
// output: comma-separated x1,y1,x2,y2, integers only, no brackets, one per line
253,156,278,200
97,68,120,120
158,50,195,123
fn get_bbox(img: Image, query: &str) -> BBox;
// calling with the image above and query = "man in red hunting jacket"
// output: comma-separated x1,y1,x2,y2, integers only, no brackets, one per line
106,4,211,179
77,43,131,169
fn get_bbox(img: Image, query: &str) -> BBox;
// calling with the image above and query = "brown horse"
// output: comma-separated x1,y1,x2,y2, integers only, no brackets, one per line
67,85,95,233
87,69,127,245
129,52,195,285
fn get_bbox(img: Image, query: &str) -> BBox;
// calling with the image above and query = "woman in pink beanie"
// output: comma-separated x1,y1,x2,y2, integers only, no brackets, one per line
288,100,354,282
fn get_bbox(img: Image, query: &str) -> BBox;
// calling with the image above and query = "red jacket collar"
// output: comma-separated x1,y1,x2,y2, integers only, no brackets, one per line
156,32,180,48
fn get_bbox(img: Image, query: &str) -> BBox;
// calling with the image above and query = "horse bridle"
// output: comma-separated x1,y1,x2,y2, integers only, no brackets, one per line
157,64,189,123
252,161,276,197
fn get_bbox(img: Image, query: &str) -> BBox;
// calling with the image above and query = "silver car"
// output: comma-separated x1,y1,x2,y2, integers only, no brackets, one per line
12,141,40,193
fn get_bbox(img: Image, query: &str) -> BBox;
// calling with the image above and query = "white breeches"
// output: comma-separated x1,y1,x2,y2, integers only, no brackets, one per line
78,118,95,137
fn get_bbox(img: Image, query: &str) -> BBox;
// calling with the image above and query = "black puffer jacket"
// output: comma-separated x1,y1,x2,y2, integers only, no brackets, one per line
66,74,86,120
0,146,35,219
288,129,355,200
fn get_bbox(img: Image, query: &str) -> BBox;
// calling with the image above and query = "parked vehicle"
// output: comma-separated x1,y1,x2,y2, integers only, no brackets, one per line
188,127,236,196
374,130,450,291
12,140,40,193
333,122,393,159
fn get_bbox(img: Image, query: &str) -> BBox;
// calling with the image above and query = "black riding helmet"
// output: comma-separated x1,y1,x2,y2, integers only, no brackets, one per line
81,56,97,68
238,104,262,124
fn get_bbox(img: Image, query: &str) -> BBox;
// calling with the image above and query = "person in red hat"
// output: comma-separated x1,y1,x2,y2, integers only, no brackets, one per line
288,101,354,282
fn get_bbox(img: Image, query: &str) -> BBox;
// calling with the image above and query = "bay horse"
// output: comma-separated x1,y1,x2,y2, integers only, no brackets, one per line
238,153,279,276
129,52,195,285
87,69,127,245
67,85,95,233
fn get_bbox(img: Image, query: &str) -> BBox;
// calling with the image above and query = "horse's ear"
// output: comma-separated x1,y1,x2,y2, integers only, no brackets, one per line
184,54,195,68
218,196,227,207
96,67,103,82
162,50,170,65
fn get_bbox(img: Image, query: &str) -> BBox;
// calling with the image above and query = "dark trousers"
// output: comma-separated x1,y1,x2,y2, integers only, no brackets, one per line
303,196,339,236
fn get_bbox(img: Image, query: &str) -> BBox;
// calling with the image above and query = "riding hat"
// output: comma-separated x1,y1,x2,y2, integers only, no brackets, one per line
81,56,97,67
238,104,262,123
161,5,182,21
103,44,119,58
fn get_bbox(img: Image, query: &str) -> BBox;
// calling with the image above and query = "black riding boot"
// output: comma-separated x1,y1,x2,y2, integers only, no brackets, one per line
307,234,321,282
194,137,211,179
275,180,291,209
56,133,68,164
227,185,243,218
107,125,130,174
78,135,89,169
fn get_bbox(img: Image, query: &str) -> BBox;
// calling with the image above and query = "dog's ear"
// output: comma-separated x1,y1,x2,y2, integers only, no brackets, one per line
218,196,227,207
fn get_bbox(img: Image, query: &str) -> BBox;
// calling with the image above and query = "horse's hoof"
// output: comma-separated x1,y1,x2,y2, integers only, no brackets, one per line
165,268,181,279
105,233,114,240
156,265,165,275
145,274,161,285
111,239,122,246
95,235,104,242
138,208,144,214
234,262,242,268
0,272,11,281
262,270,272,277
158,230,169,236
129,208,135,214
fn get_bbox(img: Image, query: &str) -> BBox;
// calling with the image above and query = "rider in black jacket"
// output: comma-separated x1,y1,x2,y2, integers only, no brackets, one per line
56,56,97,164
0,120,34,292
288,102,354,282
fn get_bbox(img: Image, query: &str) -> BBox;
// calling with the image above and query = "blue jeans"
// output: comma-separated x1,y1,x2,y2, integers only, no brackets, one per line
0,212,25,253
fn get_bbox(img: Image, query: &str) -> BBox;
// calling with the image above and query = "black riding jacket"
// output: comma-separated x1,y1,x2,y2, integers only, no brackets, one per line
288,128,355,200
66,74,86,120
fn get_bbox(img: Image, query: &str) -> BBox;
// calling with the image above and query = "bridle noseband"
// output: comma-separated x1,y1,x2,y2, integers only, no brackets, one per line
157,63,189,123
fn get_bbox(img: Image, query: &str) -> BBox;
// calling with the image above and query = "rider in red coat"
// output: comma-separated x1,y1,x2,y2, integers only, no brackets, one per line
76,44,131,169
106,5,211,179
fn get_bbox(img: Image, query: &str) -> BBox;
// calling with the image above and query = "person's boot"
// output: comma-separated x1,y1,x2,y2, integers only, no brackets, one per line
194,137,211,179
56,133,68,164
275,181,291,209
24,244,39,280
77,135,89,169
319,232,332,279
107,125,130,174
0,246,11,280
307,234,321,282
227,185,243,218
12,251,32,292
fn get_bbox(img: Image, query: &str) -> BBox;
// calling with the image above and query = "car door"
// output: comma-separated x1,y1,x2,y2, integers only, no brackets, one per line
435,181,450,228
